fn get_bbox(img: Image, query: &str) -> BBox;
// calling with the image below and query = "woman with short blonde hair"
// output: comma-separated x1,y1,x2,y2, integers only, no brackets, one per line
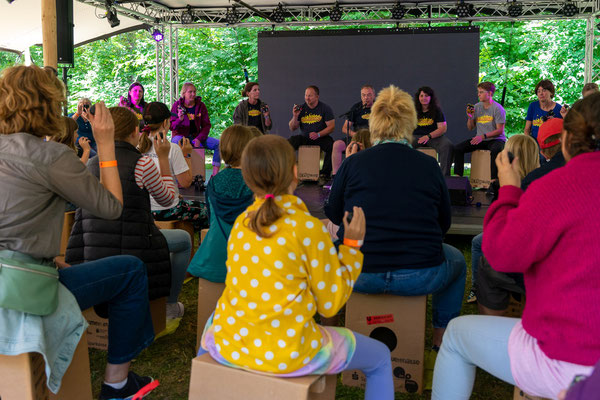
369,85,417,143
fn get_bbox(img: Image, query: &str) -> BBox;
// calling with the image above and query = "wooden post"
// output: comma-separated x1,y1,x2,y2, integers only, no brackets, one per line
41,0,58,69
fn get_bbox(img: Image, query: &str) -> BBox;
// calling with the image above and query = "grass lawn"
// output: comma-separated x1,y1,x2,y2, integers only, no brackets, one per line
88,197,513,399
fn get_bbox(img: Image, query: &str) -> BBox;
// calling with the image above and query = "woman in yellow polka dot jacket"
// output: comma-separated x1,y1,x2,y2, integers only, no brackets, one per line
199,134,394,399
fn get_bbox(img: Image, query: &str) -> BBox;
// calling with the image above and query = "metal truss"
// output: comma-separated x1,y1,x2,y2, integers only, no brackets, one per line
584,15,600,82
155,25,179,105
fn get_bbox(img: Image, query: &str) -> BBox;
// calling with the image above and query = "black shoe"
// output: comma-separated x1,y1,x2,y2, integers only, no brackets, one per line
317,174,331,186
466,289,477,303
99,372,154,400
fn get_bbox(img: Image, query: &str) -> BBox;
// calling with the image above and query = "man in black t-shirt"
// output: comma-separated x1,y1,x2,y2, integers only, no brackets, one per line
288,85,335,178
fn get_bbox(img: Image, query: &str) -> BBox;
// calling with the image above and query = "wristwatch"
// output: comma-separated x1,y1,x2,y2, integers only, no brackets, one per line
427,134,432,139
483,134,487,139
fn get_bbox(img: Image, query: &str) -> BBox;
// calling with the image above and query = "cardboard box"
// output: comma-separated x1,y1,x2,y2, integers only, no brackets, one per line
196,278,226,352
343,293,426,394
190,148,206,179
0,333,92,400
59,211,75,257
298,146,320,181
200,228,209,244
155,219,197,258
188,353,336,400
470,150,492,189
417,147,438,160
83,297,166,350
513,386,550,400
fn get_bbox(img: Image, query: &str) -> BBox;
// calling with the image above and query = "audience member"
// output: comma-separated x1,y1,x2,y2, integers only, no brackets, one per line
71,97,96,155
0,65,154,400
432,93,600,400
199,134,393,400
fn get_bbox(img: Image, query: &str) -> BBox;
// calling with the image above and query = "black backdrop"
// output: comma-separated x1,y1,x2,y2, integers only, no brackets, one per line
257,26,480,144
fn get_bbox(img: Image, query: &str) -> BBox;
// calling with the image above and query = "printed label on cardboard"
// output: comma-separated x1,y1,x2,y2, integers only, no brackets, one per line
366,313,394,325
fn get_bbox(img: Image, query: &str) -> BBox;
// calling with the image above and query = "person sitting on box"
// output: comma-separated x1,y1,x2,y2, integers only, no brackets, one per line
453,82,506,190
432,93,600,400
198,134,394,400
524,80,563,141
412,86,454,176
170,82,221,177
233,81,272,134
324,85,467,387
187,124,260,282
0,65,155,400
288,85,335,184
65,107,181,320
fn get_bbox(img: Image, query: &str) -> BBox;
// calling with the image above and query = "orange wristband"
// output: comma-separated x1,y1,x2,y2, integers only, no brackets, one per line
343,238,363,248
99,160,117,168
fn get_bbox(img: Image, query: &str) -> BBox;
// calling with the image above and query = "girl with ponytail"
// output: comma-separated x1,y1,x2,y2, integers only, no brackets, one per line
198,135,394,400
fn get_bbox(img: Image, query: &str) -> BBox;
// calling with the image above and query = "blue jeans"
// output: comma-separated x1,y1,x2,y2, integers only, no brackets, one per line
58,255,155,364
353,244,466,328
432,315,517,400
160,229,192,304
172,135,221,166
471,233,483,289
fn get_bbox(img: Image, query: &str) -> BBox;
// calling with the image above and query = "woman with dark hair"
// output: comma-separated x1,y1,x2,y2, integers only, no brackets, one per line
0,65,155,400
432,93,600,400
119,82,147,121
524,79,563,140
232,81,272,133
412,86,454,175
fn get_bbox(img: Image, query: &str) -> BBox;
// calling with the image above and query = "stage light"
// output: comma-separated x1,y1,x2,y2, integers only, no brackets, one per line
456,0,474,18
271,3,286,23
329,2,343,22
507,1,523,17
152,29,163,42
562,1,578,17
181,7,194,24
391,2,406,20
226,6,240,24
105,0,120,28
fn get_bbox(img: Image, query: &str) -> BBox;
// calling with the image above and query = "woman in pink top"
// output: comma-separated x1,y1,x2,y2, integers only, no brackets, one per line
432,93,600,399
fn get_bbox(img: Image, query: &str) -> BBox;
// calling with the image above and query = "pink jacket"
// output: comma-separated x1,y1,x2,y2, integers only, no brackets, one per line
170,96,211,142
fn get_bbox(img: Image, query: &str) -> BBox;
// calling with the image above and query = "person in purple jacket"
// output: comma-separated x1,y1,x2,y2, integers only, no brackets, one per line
170,82,220,177
559,359,600,400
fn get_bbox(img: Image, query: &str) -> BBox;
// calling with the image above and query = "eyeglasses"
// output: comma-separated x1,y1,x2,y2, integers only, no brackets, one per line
541,110,555,122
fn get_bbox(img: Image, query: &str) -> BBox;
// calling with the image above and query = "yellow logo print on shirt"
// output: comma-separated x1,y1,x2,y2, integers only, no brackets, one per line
533,118,544,127
301,114,323,125
187,113,195,121
248,109,261,117
418,118,434,127
361,113,370,120
477,115,494,124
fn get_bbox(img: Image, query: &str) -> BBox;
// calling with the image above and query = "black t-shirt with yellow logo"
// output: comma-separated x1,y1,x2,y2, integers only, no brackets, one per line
347,101,371,131
297,101,334,137
247,101,263,131
186,106,198,137
413,108,446,137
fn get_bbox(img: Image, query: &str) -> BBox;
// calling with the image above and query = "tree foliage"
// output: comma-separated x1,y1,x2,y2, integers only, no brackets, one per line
0,19,596,137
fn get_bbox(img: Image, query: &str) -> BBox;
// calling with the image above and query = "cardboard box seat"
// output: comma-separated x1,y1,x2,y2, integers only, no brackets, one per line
196,278,226,352
470,149,492,189
0,332,92,400
417,147,438,160
188,353,336,400
343,292,427,394
298,146,321,181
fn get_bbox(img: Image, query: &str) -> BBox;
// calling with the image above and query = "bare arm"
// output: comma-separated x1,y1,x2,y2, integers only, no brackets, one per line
524,120,532,136
342,120,357,136
318,120,335,137
289,105,301,131
429,122,447,138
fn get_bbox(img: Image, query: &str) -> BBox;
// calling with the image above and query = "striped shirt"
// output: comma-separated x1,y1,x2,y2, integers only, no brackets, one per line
134,156,176,207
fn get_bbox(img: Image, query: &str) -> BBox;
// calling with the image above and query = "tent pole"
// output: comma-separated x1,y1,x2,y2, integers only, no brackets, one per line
41,0,57,69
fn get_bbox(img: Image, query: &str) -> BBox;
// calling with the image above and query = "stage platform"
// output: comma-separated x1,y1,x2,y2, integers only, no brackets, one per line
180,182,490,236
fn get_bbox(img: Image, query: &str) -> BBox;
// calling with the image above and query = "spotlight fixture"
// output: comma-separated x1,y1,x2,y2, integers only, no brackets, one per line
105,0,120,28
329,2,343,22
456,0,474,18
226,6,240,24
152,29,164,42
507,1,523,17
562,1,578,17
271,3,286,23
181,7,194,24
391,2,406,20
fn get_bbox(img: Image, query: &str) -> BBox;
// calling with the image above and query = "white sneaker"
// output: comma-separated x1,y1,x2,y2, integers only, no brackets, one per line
166,302,184,320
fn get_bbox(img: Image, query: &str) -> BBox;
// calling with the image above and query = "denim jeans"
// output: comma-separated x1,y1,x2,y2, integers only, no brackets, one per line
171,135,221,166
353,244,466,328
432,315,517,400
58,255,155,364
160,229,192,304
470,233,483,289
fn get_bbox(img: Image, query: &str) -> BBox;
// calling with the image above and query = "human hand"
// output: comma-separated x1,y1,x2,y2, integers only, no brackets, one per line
118,96,127,107
78,137,91,152
309,132,319,140
466,105,475,119
418,135,430,145
496,150,521,188
470,135,484,145
178,106,185,121
154,131,171,159
343,206,366,242
560,105,569,118
192,138,201,148
77,102,83,115
557,389,567,400
87,102,114,147
292,104,301,117
345,142,363,158
178,137,193,155
262,104,270,117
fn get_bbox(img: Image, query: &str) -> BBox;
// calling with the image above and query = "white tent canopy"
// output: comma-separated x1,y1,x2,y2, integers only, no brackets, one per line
0,0,146,54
